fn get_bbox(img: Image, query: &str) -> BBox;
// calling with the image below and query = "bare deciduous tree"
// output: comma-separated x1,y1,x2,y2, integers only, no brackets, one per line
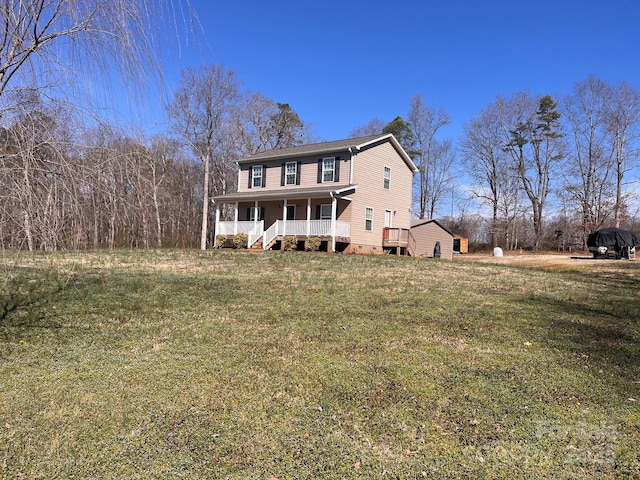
235,92,279,156
407,93,451,219
561,76,615,240
461,97,525,248
349,118,386,138
235,94,309,156
503,93,564,250
0,0,195,107
168,64,240,250
423,139,455,219
607,80,640,227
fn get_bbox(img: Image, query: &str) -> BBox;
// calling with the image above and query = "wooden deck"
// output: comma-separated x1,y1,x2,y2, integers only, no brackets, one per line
383,227,416,256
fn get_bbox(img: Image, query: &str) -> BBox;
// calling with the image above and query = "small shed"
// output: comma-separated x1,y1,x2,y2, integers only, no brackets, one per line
411,219,454,260
453,234,468,254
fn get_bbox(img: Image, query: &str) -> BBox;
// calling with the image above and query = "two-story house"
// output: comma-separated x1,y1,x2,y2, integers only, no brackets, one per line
212,133,419,254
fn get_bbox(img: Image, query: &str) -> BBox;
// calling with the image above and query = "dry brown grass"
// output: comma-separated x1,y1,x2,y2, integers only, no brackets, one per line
457,250,640,272
1,249,639,478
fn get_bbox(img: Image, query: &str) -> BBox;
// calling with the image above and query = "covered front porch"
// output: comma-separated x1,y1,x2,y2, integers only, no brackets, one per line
212,186,355,252
215,218,350,251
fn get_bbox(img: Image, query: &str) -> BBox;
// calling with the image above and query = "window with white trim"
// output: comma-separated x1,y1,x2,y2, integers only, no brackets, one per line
365,207,374,231
383,166,391,189
252,165,263,188
320,204,332,220
322,157,335,183
285,161,297,185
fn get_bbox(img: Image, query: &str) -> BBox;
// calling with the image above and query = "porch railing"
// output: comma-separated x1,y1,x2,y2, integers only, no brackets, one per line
263,220,350,250
216,220,264,248
217,221,259,236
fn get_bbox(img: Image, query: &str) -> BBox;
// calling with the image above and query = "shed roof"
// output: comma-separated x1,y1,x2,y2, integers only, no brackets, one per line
411,218,454,237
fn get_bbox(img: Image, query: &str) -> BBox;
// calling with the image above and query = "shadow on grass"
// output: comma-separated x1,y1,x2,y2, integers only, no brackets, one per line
519,291,640,387
1,267,243,333
0,267,71,328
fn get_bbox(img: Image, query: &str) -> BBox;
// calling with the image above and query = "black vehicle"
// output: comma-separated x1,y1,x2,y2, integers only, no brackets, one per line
587,227,637,259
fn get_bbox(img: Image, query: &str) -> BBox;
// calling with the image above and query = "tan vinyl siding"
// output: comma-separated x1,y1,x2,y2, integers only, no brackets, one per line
238,153,351,193
349,142,414,249
411,221,454,259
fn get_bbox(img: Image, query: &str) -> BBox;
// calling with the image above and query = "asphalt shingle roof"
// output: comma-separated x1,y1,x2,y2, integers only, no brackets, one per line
236,134,392,163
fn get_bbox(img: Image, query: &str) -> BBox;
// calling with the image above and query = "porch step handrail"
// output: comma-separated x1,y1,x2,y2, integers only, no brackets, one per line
263,220,280,249
248,221,264,248
407,230,416,256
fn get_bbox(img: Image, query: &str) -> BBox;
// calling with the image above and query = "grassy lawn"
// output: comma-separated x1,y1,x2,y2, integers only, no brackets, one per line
0,250,639,479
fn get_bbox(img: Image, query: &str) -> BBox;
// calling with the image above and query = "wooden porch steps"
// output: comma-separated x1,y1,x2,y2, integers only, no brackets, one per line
249,236,264,250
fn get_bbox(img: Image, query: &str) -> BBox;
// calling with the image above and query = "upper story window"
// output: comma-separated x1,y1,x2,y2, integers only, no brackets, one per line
250,165,264,188
384,166,391,189
317,156,340,183
281,161,301,186
285,161,297,185
323,157,335,182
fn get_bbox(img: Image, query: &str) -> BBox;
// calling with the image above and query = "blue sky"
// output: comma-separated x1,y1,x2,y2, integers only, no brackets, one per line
155,0,640,143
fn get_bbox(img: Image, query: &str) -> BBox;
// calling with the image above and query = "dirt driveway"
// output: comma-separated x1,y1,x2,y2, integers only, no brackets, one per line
455,251,638,271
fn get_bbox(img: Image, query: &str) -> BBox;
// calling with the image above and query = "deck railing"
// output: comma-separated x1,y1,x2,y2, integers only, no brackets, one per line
383,227,410,244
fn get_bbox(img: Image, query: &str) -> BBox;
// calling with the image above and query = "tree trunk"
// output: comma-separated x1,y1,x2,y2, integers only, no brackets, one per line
200,154,210,250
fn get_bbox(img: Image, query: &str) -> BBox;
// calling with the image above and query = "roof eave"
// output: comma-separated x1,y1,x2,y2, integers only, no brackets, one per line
236,145,355,164
236,134,418,172
213,184,358,202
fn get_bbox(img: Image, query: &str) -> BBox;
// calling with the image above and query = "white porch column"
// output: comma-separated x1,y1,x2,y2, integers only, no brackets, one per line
282,199,288,236
306,198,312,237
254,200,259,224
331,195,337,253
214,202,221,247
233,202,239,235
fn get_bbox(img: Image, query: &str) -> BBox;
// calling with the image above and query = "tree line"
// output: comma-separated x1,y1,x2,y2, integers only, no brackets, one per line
0,73,309,251
1,1,639,252
0,1,310,251
355,78,640,251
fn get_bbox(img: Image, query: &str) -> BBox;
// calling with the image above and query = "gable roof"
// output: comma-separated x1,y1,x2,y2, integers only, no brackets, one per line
237,133,418,173
411,218,454,236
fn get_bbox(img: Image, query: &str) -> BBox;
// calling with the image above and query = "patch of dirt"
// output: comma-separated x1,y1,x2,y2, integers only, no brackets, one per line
455,251,638,271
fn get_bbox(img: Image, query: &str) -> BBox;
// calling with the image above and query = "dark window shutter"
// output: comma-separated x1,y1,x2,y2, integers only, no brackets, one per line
296,161,301,185
246,208,251,220
335,156,340,182
260,207,265,220
248,167,253,188
317,159,323,183
316,205,321,219
281,163,286,186
262,165,266,187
